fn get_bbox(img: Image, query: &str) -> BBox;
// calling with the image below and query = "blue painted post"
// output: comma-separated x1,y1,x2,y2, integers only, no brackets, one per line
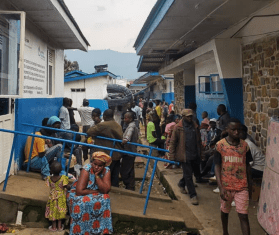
3,134,17,191
139,147,153,194
143,159,158,215
27,127,37,172
66,133,77,176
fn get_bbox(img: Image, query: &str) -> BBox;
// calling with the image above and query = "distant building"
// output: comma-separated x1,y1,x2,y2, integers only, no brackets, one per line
64,70,118,122
115,78,129,87
129,84,147,94
132,73,174,104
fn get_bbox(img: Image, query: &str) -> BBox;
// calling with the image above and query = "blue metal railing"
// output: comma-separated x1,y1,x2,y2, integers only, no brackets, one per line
21,123,170,193
0,126,178,215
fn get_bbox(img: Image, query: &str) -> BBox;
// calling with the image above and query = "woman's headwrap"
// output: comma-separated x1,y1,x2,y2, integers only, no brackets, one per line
92,152,112,166
47,116,61,126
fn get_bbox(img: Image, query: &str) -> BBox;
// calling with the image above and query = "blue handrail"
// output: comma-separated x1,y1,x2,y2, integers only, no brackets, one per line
0,127,178,215
22,123,168,152
21,123,170,190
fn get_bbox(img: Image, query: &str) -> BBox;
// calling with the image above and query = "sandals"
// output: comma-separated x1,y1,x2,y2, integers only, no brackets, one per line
58,224,64,231
48,226,57,232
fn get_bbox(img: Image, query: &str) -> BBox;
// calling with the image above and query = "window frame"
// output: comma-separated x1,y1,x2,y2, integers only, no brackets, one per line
198,76,210,94
198,74,223,95
0,11,26,98
210,74,223,94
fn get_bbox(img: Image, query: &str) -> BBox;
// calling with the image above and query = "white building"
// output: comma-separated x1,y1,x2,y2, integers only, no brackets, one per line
0,0,89,183
129,83,147,95
133,72,174,104
64,70,117,122
115,78,128,87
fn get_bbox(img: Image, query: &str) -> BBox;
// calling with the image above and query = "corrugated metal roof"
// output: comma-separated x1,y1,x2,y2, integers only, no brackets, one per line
64,71,117,83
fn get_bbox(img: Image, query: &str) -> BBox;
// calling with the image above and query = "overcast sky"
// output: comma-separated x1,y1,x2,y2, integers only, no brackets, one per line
66,0,157,53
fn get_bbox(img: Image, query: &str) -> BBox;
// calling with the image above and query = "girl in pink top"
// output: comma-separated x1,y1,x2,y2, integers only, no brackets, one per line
201,111,210,125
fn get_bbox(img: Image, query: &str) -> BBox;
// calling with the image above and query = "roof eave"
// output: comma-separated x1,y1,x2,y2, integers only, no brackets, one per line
134,0,175,54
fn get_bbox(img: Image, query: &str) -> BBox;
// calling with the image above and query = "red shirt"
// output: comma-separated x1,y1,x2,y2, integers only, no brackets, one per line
168,103,174,114
215,138,252,191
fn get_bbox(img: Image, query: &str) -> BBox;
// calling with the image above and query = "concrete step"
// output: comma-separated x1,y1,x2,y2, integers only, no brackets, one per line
0,175,195,233
11,228,66,235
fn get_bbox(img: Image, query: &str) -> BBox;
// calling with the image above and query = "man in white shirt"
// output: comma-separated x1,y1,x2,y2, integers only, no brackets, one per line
71,99,94,160
59,98,71,130
239,124,265,178
77,99,95,128
114,105,122,126
131,101,141,124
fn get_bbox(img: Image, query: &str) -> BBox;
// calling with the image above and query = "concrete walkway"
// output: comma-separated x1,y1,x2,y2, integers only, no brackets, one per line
146,149,267,235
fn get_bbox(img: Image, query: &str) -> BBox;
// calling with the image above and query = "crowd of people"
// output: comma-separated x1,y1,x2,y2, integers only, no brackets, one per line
23,97,266,234
24,97,141,233
142,100,265,235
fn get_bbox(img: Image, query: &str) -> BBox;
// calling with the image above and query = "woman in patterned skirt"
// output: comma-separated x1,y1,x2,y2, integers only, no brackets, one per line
67,152,113,234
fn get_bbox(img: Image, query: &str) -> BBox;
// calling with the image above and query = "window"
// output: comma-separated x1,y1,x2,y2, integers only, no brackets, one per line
198,74,223,94
71,88,85,92
47,49,54,95
0,14,21,95
199,76,210,93
210,74,223,94
0,98,9,115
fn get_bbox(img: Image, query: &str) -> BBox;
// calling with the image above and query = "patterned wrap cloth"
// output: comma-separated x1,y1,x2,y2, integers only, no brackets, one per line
45,175,69,221
67,164,113,234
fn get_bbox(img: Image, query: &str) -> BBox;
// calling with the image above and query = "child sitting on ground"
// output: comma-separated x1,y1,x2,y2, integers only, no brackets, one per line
45,161,69,232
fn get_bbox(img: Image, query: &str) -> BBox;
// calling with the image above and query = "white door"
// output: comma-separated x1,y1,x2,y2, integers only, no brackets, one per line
0,11,25,183
71,88,86,123
0,98,14,183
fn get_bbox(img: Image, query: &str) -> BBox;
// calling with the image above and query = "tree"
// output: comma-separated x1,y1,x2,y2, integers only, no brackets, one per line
64,55,79,74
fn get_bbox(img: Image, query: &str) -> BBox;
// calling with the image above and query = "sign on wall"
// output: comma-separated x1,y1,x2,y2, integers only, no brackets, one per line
23,29,47,97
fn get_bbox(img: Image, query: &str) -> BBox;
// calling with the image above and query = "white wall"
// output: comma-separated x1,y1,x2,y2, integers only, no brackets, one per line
23,25,65,98
129,86,146,93
165,79,174,93
64,76,109,101
183,69,195,86
195,57,218,84
153,82,163,100
64,76,110,123
55,49,64,97
23,28,48,98
85,77,108,99
115,79,128,87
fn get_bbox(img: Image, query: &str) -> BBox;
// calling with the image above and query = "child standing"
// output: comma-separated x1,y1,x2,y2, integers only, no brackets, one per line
214,118,253,235
201,111,210,125
45,161,69,232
